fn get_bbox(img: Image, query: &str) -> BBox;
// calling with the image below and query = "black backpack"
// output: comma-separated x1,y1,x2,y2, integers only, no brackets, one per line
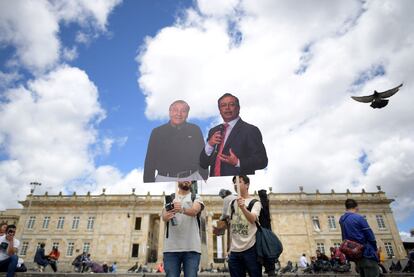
230,192,283,261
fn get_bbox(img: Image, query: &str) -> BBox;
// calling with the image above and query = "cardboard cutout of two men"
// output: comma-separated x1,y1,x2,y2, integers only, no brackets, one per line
143,94,268,183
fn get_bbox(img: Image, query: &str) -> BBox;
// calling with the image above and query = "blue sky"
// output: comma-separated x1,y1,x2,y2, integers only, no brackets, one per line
60,0,196,172
1,0,414,236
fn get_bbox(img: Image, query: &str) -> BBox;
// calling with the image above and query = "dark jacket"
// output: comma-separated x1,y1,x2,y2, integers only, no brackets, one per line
34,247,48,266
200,118,268,177
339,212,378,262
144,122,207,182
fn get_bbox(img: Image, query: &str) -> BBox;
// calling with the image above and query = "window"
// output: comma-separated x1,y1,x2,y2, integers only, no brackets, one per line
131,244,139,258
20,242,29,256
333,242,341,248
135,217,142,230
316,242,325,254
384,242,394,257
327,216,336,229
52,242,59,249
72,216,80,230
376,215,386,229
42,216,50,229
87,217,95,230
66,242,75,256
83,242,90,253
312,216,321,231
57,217,65,229
27,216,36,229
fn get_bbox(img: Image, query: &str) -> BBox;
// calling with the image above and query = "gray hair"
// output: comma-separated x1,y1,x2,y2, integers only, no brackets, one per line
169,100,190,112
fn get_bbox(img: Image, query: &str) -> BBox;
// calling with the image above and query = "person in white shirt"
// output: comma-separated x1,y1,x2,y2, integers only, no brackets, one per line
299,253,308,268
162,181,204,277
227,175,262,277
0,224,19,277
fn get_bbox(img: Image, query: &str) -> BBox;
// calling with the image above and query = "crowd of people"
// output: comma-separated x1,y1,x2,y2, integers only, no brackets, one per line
0,222,121,276
296,249,350,274
71,252,117,273
1,172,414,277
160,178,414,277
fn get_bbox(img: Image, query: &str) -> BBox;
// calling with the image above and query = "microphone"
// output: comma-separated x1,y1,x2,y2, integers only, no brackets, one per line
165,195,177,226
213,124,225,154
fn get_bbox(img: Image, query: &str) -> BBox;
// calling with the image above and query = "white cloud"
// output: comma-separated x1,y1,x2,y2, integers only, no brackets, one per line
0,0,127,209
87,168,272,200
137,0,414,222
0,0,60,72
0,65,105,209
62,46,79,61
52,0,122,31
86,166,173,196
0,0,121,73
98,136,128,156
400,231,414,241
197,0,240,17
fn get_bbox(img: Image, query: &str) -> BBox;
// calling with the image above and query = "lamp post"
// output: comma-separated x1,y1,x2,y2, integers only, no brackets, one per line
20,182,41,246
27,182,42,215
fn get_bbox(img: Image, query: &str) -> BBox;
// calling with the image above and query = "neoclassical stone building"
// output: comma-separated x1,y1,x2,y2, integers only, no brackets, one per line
0,188,405,271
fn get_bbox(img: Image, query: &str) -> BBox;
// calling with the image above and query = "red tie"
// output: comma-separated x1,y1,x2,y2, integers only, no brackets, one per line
214,123,229,176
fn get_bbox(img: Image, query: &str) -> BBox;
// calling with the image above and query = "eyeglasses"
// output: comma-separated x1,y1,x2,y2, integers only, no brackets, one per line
7,230,16,234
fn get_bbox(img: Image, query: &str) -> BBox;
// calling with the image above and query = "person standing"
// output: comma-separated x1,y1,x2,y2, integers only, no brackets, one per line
0,225,19,277
339,199,379,277
200,93,268,177
218,189,237,221
162,181,204,276
227,175,262,277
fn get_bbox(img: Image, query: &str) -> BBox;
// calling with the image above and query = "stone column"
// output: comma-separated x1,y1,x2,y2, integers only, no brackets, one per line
223,228,228,257
206,213,214,267
140,214,151,263
157,215,165,262
385,211,405,259
303,210,314,256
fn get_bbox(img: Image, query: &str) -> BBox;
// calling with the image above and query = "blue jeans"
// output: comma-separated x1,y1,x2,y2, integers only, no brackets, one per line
229,245,262,277
163,251,200,277
0,255,18,277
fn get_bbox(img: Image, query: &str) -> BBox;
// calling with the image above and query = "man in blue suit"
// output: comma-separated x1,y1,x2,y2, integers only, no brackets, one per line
200,93,268,177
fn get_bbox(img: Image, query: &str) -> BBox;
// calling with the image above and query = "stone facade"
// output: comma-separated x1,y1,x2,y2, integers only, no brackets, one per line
0,208,20,226
0,189,405,271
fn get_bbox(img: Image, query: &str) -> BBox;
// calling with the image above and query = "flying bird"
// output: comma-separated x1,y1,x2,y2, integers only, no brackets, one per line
351,83,403,108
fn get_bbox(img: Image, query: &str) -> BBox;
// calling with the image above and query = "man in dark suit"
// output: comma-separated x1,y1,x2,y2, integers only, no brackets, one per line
144,100,207,182
200,93,268,177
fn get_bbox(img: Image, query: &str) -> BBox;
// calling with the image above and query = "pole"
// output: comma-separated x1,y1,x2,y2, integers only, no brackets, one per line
21,182,41,242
